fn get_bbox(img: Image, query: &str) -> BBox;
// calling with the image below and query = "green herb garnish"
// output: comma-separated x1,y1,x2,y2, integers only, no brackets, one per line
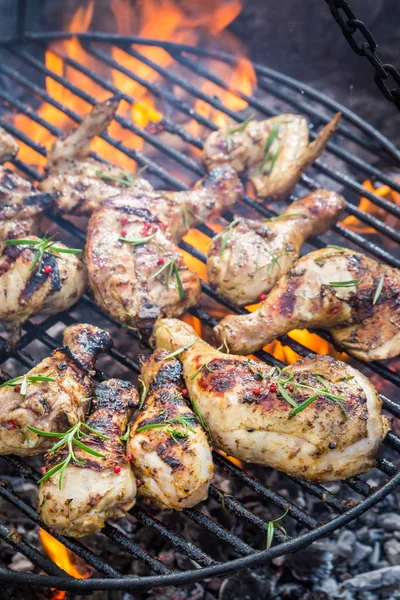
136,413,196,443
150,255,185,300
372,274,384,305
5,236,82,272
27,422,109,490
190,361,215,380
119,232,156,246
138,378,147,410
211,217,242,255
1,374,56,396
328,279,362,288
188,395,211,439
120,425,130,442
260,123,281,173
266,508,289,549
267,213,306,222
225,113,255,149
96,166,148,187
163,339,198,360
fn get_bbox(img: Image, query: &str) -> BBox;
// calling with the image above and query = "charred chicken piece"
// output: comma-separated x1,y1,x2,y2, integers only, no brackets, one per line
203,113,341,199
214,247,400,361
38,379,137,538
0,324,111,456
0,131,52,237
128,349,214,509
208,189,345,306
0,127,19,164
86,167,243,332
0,236,87,346
154,318,390,482
39,97,153,215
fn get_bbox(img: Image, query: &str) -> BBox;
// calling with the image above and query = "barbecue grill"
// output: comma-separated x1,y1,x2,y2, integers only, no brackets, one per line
0,4,400,594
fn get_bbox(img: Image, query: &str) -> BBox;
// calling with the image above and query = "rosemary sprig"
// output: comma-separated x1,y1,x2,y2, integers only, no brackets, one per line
217,338,230,354
96,166,148,187
150,256,185,300
138,378,147,410
260,123,281,173
225,113,255,150
266,250,290,276
211,217,242,255
373,274,384,305
163,339,198,360
267,213,306,222
136,414,196,443
27,422,110,490
5,236,82,271
260,147,281,175
188,395,211,439
328,278,362,288
119,232,156,246
1,374,56,396
190,361,215,380
120,425,130,442
266,508,289,549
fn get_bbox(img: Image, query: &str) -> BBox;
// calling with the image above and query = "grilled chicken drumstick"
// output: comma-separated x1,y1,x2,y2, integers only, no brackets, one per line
153,318,389,481
0,324,111,456
214,247,400,361
203,113,340,199
0,130,52,238
86,167,243,332
128,349,214,509
0,236,87,345
208,189,345,306
39,97,152,215
38,379,137,538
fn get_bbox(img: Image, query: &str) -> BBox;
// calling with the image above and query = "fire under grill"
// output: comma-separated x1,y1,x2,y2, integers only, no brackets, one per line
0,30,399,594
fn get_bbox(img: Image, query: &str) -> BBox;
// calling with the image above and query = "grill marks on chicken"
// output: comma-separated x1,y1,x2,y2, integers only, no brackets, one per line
86,167,243,332
38,379,137,538
214,248,400,361
203,113,340,199
128,349,214,509
0,324,111,456
39,97,152,215
0,236,87,346
153,318,389,481
208,189,345,306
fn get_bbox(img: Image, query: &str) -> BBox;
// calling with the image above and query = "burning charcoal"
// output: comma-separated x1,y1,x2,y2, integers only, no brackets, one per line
284,542,333,583
348,541,372,567
342,565,400,592
377,512,400,532
384,538,400,566
336,530,356,559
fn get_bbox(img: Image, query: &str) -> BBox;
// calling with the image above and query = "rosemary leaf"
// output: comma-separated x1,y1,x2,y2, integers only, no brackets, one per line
138,378,147,410
163,339,198,360
226,112,255,137
328,278,362,288
119,232,156,246
277,382,299,408
267,213,306,222
120,425,131,442
372,274,384,305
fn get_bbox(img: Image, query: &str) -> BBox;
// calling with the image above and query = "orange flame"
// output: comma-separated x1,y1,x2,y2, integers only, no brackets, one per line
342,179,400,234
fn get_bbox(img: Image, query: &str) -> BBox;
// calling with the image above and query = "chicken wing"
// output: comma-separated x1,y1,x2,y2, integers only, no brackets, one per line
214,247,400,361
0,127,19,164
38,378,137,538
0,323,111,456
0,236,87,345
208,189,345,306
86,167,243,332
128,349,214,509
153,318,390,481
203,113,340,199
39,97,152,215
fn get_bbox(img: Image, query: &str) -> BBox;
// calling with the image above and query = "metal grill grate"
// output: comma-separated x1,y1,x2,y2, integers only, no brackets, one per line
0,34,399,593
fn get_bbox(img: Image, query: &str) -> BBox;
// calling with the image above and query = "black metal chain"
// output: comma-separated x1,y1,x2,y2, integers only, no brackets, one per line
325,0,400,111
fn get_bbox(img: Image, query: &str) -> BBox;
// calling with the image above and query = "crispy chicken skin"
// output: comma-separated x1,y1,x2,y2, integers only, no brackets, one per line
128,349,214,509
86,167,243,332
0,324,111,456
0,127,19,164
153,319,389,481
38,379,137,538
0,236,87,346
208,189,345,306
214,247,400,361
203,113,340,199
39,97,152,215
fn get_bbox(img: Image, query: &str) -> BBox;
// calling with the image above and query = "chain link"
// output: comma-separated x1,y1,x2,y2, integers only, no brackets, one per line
325,0,400,110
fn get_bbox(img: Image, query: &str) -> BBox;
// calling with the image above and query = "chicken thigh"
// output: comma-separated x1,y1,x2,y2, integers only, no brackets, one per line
203,113,340,199
128,349,214,509
0,323,111,456
39,97,152,215
153,318,390,481
86,167,243,332
208,189,345,306
214,247,400,361
0,236,87,345
38,379,137,538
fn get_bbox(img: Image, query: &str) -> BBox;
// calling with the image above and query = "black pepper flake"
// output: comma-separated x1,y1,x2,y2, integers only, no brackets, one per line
329,441,337,449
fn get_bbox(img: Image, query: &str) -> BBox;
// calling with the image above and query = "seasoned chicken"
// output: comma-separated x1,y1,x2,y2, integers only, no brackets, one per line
0,323,111,456
208,189,345,306
203,113,340,199
0,130,52,238
214,247,400,361
0,236,87,345
0,127,19,164
128,349,214,509
39,97,152,215
38,378,137,538
153,318,390,481
86,167,243,332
